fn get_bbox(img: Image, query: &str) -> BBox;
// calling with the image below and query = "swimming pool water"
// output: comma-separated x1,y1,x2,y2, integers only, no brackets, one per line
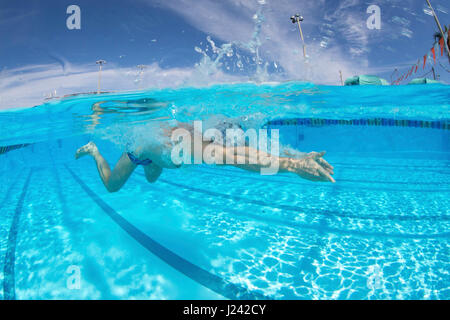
0,82,449,299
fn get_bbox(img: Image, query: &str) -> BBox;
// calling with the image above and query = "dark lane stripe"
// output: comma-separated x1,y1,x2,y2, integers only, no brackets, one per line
195,165,450,186
153,176,450,239
193,166,450,193
153,173,449,222
0,172,24,300
3,171,32,300
330,161,450,170
65,166,268,300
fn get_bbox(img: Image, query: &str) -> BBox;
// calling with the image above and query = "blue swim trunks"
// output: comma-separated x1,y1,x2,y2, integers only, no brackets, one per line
127,152,153,166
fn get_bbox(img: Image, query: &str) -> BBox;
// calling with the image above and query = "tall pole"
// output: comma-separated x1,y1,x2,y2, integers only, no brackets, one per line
291,14,307,58
98,64,102,93
96,60,106,94
339,70,344,85
390,68,398,85
296,19,307,59
426,0,450,60
431,66,436,80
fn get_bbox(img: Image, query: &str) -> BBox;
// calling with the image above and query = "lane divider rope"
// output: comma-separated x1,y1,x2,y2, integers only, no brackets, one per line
267,118,450,130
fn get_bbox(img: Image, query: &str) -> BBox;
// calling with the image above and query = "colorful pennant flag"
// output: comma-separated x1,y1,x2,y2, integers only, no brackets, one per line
389,29,450,86
405,66,413,79
439,38,444,56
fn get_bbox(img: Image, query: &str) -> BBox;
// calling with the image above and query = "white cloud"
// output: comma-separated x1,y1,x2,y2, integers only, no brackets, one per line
146,0,373,83
0,62,244,110
4,0,413,110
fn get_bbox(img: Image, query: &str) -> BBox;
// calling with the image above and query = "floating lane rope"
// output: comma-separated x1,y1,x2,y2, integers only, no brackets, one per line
266,118,449,130
0,144,31,156
3,170,32,300
65,165,268,300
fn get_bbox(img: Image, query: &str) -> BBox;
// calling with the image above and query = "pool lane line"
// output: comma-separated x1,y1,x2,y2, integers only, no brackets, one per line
51,163,117,300
327,164,450,176
267,118,450,130
0,171,25,300
149,172,450,222
330,161,450,170
0,143,31,156
155,176,450,239
3,170,32,300
148,176,450,239
188,166,450,193
194,165,450,187
65,165,269,300
197,164,450,185
201,163,450,185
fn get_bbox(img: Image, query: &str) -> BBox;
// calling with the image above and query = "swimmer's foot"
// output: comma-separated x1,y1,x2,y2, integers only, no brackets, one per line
75,141,98,159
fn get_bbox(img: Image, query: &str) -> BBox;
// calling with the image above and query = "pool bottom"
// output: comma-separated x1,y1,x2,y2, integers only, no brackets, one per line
0,149,448,300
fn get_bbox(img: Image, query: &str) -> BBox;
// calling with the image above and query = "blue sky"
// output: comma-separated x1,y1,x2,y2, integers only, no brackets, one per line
0,0,449,109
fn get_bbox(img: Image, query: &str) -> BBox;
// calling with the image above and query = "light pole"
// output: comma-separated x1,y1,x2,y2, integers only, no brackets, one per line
426,0,450,61
96,60,106,94
290,13,307,59
339,70,344,85
390,68,398,85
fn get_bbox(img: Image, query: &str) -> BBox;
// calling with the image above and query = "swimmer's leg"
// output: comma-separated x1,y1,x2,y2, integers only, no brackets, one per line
143,163,163,183
75,142,137,192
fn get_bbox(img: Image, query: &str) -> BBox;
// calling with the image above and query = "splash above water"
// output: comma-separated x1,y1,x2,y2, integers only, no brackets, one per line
192,2,277,84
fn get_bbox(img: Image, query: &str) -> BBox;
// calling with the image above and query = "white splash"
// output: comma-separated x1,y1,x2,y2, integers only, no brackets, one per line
192,0,270,83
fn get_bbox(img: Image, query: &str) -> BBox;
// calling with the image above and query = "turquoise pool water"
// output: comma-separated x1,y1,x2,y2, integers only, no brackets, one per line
0,82,449,299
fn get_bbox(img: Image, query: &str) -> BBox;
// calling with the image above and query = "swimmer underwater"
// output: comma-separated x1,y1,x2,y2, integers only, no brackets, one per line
75,124,334,193
76,102,335,192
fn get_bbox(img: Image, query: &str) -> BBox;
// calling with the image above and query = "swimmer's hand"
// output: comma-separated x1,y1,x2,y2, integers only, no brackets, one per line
285,151,335,183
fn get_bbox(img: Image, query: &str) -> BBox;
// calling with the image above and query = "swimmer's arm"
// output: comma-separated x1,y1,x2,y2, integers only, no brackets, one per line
220,146,334,182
